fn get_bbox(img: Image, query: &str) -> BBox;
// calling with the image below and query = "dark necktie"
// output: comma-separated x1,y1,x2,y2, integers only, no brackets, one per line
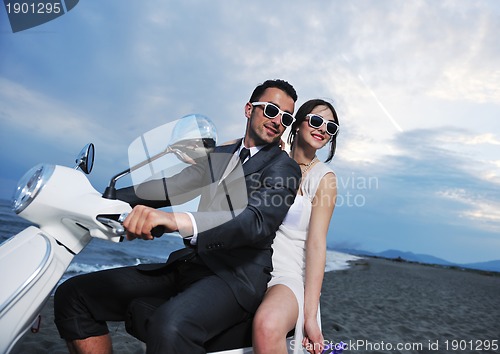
239,147,250,164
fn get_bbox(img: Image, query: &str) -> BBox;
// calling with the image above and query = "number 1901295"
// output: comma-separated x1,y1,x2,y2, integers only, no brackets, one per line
445,339,498,351
5,2,62,14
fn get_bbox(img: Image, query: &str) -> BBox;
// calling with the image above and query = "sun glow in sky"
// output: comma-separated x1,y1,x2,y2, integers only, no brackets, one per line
1,1,499,263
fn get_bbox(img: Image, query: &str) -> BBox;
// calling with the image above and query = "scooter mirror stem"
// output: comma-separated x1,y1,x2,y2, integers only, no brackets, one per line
102,147,173,199
102,168,132,199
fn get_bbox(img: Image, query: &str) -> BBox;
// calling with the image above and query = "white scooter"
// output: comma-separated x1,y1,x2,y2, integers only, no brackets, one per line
0,143,131,354
0,115,262,354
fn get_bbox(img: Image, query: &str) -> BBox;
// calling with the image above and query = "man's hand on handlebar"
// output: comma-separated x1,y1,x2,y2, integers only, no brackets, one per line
123,205,179,240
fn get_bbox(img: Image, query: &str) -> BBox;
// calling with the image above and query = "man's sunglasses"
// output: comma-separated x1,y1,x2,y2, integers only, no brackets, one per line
252,102,295,128
306,114,339,136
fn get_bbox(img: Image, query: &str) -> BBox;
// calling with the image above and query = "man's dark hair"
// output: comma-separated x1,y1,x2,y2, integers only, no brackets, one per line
249,79,298,103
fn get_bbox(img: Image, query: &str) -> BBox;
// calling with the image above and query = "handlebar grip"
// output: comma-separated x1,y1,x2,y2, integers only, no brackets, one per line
119,213,165,237
151,225,166,238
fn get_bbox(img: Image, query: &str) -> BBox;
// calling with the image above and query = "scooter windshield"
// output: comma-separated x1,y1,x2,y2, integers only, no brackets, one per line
127,114,248,235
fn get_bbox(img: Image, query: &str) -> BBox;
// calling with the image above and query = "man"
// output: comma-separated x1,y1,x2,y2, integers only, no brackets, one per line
54,79,301,354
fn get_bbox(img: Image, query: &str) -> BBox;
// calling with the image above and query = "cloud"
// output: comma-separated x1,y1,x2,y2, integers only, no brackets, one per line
386,128,500,228
330,124,500,262
430,65,500,104
0,78,128,155
309,0,500,113
453,133,500,146
1,0,499,263
438,188,500,229
432,130,500,185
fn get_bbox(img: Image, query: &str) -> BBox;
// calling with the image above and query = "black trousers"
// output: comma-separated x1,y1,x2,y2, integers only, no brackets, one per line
54,258,250,354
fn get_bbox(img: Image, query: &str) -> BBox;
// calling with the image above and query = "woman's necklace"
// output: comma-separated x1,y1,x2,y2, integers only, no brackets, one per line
299,155,318,175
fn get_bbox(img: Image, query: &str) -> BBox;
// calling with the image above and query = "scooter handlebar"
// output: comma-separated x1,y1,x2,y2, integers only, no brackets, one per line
118,213,166,238
151,226,166,238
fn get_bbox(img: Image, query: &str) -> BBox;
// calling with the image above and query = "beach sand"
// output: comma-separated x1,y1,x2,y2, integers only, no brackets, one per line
11,257,500,353
321,257,500,354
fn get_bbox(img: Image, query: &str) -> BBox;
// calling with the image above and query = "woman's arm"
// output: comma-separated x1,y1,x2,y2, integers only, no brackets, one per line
303,172,337,353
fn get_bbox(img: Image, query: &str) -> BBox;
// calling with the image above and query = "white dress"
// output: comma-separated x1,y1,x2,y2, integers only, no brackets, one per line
268,162,334,354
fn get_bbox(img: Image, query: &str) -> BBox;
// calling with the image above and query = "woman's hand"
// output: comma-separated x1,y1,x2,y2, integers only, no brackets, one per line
302,318,324,354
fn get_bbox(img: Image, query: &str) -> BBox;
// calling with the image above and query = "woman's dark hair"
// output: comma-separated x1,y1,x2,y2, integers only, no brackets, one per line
287,99,339,163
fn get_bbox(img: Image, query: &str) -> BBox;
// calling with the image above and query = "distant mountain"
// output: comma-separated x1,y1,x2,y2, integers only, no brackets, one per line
461,260,500,273
377,249,455,266
334,247,500,273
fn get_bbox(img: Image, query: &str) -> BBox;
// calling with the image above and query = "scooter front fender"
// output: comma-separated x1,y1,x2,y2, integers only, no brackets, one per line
0,226,74,354
18,165,132,254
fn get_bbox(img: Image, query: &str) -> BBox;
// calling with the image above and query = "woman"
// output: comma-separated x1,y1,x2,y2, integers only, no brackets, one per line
252,99,339,354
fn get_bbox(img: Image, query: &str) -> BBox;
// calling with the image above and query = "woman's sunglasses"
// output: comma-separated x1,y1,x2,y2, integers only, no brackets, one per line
306,114,339,136
252,102,295,127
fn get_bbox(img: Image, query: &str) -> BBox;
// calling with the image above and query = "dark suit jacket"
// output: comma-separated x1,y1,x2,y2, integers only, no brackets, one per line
116,140,301,313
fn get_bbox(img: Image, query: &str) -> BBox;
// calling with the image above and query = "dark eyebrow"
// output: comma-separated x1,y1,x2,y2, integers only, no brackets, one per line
269,101,293,114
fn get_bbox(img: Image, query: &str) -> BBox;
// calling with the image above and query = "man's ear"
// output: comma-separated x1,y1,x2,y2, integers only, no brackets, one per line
244,102,253,119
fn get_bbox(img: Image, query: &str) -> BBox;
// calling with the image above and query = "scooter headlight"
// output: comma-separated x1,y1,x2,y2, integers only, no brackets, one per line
12,164,55,214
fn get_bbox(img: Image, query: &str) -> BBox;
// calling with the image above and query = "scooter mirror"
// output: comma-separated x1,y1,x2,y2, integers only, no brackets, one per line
75,143,95,174
102,115,217,199
168,138,216,165
167,114,217,164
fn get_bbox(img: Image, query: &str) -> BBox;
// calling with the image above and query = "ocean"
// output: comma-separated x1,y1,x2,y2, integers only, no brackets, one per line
0,198,356,287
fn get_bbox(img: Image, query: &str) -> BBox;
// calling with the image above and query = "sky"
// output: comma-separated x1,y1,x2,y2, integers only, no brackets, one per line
1,1,499,264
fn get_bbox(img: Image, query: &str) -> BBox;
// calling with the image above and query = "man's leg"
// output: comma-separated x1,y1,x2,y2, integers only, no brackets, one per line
54,265,176,354
145,272,251,354
65,334,112,354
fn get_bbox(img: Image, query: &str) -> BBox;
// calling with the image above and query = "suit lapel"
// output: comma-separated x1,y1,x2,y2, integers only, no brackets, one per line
207,140,241,201
211,142,240,180
241,143,281,176
206,141,282,203
221,143,282,189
